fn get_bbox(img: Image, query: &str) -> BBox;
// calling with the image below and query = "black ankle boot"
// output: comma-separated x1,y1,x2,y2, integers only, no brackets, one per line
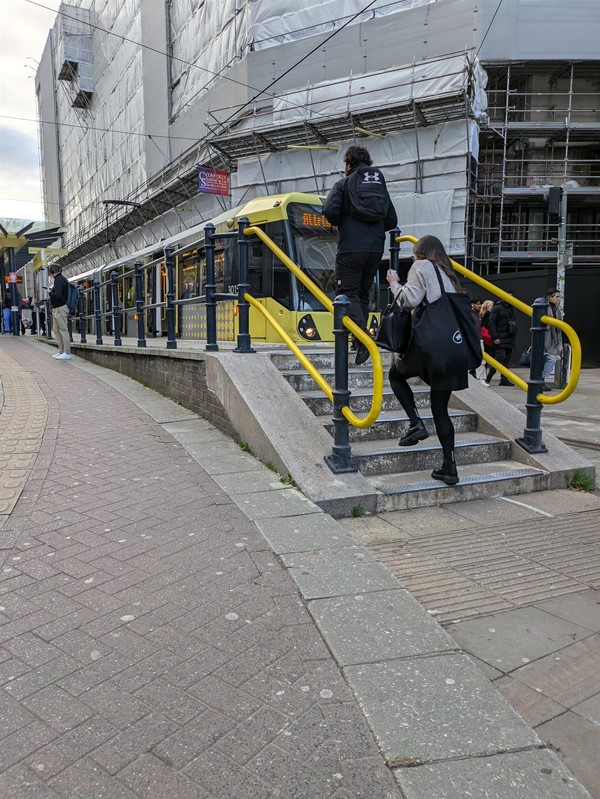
399,419,429,447
431,458,459,486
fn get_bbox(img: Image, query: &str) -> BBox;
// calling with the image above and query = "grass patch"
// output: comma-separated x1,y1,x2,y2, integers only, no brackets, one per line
280,474,300,490
566,469,596,493
351,503,365,518
265,462,277,472
236,440,252,454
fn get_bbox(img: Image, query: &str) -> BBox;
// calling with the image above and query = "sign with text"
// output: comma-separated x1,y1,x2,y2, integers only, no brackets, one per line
198,166,229,196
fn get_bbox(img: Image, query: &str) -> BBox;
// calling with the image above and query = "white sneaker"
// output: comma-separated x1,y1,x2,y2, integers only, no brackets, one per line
52,352,63,358
55,353,72,360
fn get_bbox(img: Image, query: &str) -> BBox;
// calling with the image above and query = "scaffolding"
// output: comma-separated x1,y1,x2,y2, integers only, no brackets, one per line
468,61,600,274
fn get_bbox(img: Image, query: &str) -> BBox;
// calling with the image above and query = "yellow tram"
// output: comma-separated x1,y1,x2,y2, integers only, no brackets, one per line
62,192,383,344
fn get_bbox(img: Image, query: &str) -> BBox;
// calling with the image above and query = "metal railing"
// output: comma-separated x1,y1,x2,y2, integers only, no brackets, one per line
398,234,582,453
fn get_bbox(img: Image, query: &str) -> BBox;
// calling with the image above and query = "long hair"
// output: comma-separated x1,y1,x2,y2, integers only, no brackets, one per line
480,299,494,316
413,235,463,293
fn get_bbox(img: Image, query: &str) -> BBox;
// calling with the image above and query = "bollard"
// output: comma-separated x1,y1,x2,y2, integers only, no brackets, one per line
94,278,103,345
111,270,122,346
134,261,146,347
234,217,255,353
324,294,358,474
204,223,218,351
78,284,87,344
516,297,548,453
164,245,176,349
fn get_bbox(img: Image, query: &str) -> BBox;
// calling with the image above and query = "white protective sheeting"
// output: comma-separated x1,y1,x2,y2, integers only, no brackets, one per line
249,0,434,50
273,55,472,124
234,119,470,253
53,0,146,247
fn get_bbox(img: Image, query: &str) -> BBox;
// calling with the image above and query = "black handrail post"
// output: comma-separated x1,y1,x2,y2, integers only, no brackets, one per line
94,278,103,345
324,294,358,474
389,227,400,273
111,270,122,346
134,261,146,347
165,245,176,349
516,297,548,454
204,223,218,351
234,217,255,353
78,284,87,344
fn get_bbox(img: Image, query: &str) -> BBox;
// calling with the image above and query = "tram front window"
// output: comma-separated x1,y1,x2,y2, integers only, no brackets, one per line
287,203,338,311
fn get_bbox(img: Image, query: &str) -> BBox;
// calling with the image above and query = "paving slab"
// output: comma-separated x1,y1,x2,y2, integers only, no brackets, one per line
534,589,600,632
448,606,594,673
496,677,567,727
281,545,402,599
393,749,593,799
254,514,356,555
572,692,600,725
308,589,457,665
234,487,322,520
536,711,600,799
344,653,541,762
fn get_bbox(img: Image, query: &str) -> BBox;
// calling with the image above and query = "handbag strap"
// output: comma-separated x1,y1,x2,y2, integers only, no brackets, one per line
430,262,447,296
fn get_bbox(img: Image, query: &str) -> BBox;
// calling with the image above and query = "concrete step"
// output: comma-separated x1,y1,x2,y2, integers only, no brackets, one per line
321,408,477,441
369,461,548,511
300,386,432,416
269,349,396,372
351,433,510,476
282,367,390,392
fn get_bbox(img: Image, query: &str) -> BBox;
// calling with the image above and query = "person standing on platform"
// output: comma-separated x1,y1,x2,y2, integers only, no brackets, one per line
323,145,398,366
542,287,563,390
48,265,72,360
484,298,517,386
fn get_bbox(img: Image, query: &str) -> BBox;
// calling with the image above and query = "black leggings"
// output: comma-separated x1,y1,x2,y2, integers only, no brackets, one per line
389,365,455,460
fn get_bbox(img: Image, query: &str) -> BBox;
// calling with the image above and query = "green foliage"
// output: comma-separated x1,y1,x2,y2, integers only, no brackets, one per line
351,503,365,518
566,469,596,493
236,440,252,454
280,474,300,490
265,462,277,472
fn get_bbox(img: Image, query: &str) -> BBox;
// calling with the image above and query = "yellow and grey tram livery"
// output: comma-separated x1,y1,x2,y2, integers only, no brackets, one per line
63,192,382,345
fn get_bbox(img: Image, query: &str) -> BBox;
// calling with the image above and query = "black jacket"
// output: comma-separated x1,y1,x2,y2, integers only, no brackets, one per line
322,163,398,254
488,300,517,346
49,273,68,308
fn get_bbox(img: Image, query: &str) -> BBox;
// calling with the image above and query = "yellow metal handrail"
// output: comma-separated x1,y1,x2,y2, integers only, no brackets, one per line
397,235,582,405
244,225,383,428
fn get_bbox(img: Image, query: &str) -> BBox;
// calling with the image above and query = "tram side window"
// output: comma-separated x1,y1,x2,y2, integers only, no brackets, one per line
249,239,264,295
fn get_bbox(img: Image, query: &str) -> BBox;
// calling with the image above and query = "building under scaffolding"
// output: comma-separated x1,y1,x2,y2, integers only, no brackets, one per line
35,0,599,359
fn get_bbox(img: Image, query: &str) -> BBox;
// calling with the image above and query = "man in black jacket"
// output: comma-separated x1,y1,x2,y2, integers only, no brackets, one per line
48,265,72,360
484,298,517,386
323,145,397,365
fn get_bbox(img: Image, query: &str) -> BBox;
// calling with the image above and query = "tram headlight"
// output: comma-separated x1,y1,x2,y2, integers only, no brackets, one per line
298,314,321,341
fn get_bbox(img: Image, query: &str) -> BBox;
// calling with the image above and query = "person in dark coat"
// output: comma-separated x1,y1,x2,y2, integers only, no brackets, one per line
469,297,482,377
323,145,397,365
484,298,517,386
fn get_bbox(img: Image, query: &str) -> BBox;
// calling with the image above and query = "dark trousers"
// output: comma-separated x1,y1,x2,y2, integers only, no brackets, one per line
334,251,382,333
389,361,455,460
486,346,513,383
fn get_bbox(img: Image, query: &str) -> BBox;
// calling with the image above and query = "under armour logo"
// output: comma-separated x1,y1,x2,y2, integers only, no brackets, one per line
453,330,463,344
362,172,381,184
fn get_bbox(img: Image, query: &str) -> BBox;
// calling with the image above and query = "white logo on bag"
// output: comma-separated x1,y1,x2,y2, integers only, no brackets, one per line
453,330,463,344
362,172,381,184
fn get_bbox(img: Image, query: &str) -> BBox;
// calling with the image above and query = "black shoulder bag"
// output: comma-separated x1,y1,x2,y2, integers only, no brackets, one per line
375,288,412,354
410,264,482,387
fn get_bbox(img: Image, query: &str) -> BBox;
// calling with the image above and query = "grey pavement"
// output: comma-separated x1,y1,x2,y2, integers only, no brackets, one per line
0,335,597,798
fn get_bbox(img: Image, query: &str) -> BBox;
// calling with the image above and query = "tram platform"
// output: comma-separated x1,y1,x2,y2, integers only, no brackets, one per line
0,335,598,799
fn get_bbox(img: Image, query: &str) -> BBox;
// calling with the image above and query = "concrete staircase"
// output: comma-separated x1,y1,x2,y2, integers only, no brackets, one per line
271,349,547,511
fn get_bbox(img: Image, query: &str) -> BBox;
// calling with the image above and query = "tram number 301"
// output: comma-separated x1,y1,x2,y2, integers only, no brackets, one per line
228,285,239,295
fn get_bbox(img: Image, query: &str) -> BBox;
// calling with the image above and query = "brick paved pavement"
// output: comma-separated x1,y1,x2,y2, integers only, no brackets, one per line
0,340,401,799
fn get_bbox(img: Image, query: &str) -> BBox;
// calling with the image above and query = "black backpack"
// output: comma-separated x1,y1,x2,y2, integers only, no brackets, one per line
345,165,390,222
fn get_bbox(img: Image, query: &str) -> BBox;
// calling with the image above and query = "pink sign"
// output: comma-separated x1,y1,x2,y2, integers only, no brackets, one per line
198,166,229,196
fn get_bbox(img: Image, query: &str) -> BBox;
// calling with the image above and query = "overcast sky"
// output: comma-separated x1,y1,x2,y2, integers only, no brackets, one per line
0,0,61,222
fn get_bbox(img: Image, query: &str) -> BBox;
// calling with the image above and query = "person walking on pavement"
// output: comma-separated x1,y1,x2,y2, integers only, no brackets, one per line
2,292,12,334
484,297,517,386
323,145,398,366
542,287,563,391
469,296,482,378
48,265,72,360
385,235,469,486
